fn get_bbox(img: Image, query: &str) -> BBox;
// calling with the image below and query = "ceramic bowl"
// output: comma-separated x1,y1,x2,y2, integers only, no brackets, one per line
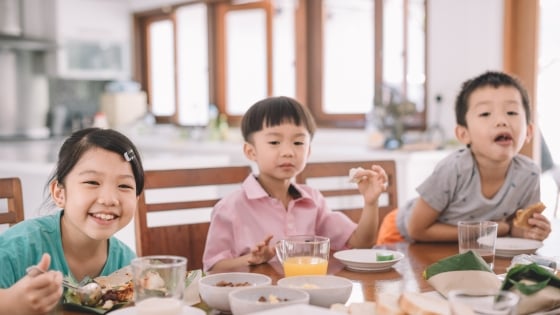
198,272,272,313
277,275,353,307
228,286,310,315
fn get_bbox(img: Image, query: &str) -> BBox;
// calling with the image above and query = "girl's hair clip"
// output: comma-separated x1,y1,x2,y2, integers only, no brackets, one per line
124,149,135,162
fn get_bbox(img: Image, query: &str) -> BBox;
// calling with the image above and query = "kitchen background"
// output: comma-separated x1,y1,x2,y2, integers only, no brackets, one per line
1,0,559,249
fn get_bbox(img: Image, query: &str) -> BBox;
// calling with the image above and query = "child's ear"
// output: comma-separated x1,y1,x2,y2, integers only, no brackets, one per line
243,142,257,161
524,123,534,144
50,180,66,208
455,125,471,146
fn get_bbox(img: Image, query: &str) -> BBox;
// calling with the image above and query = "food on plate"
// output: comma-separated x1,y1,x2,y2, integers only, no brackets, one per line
376,292,405,315
330,301,376,314
398,291,461,315
215,280,252,287
348,167,365,183
299,283,320,289
258,294,289,303
64,266,134,310
513,202,546,229
376,252,395,261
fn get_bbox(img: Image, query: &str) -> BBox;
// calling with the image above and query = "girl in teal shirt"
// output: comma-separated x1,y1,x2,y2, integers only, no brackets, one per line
0,128,144,315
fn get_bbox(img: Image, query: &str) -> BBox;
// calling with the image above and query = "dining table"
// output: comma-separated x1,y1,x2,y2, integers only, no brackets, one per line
59,223,560,315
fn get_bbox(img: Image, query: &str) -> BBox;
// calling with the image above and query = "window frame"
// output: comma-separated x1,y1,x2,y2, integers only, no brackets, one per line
133,0,427,130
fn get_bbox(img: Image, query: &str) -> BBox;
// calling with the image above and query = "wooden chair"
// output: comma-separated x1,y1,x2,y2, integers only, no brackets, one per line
0,177,25,226
135,165,253,270
296,160,398,227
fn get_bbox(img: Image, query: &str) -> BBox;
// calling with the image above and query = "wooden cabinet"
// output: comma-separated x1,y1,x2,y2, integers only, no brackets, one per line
24,0,131,80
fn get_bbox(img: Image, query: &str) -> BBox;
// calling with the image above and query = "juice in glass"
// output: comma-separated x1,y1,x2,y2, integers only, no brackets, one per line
282,256,328,277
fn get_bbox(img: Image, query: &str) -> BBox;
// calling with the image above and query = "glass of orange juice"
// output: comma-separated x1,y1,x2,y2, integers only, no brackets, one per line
275,235,330,277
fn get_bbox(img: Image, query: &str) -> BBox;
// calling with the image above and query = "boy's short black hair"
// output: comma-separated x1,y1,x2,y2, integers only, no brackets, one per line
455,71,531,127
241,96,317,142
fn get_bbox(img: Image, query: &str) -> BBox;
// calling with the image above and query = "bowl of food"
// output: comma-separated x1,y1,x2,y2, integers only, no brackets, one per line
198,272,272,313
228,286,310,315
277,275,352,308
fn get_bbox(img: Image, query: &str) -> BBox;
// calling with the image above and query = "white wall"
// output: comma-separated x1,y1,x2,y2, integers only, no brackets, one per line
427,0,504,141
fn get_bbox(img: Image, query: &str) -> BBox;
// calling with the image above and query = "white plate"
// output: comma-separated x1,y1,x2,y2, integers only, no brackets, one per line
495,237,543,258
333,249,404,272
109,305,205,315
248,304,343,314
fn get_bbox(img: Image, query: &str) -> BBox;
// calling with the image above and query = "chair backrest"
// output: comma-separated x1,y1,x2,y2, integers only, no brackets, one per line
295,160,398,226
0,177,25,227
135,165,253,270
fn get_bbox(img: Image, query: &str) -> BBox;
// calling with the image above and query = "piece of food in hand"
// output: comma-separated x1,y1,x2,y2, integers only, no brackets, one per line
348,167,365,183
513,202,546,228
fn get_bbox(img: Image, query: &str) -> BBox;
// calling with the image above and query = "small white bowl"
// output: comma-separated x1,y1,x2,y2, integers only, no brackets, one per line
198,272,272,313
228,286,310,315
277,275,353,307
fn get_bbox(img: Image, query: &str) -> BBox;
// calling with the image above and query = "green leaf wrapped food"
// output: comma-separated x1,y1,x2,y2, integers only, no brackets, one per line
423,250,493,280
501,263,560,315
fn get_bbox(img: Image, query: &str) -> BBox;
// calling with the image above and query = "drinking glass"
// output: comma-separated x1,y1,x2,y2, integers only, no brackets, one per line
458,221,498,269
448,289,519,315
275,235,330,277
131,255,187,315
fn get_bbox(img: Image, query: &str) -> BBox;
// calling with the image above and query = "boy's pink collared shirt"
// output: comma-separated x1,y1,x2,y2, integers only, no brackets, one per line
202,175,357,271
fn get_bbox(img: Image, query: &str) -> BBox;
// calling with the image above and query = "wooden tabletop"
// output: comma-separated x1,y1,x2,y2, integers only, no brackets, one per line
59,234,559,315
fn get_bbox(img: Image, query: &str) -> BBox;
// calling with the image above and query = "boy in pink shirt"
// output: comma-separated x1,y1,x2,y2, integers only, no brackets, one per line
203,96,388,272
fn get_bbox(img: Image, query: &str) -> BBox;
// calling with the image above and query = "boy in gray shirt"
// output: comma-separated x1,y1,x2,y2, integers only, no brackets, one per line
378,71,551,243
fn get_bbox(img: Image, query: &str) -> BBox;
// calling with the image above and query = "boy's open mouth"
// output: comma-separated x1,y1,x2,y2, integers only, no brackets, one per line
494,133,513,143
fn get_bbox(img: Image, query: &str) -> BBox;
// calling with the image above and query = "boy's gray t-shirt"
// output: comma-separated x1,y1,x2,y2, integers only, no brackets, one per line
397,148,541,241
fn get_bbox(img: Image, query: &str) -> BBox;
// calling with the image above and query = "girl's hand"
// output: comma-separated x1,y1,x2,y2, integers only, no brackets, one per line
511,213,551,241
13,254,63,315
352,165,388,206
248,235,275,265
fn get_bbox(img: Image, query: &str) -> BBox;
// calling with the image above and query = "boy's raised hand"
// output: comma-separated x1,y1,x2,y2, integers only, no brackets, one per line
8,253,63,315
351,164,388,206
248,235,276,265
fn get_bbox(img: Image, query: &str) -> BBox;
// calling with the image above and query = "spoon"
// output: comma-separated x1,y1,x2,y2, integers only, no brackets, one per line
26,265,103,307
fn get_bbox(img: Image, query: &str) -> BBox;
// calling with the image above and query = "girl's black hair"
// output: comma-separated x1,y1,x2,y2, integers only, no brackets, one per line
47,128,144,196
241,96,317,142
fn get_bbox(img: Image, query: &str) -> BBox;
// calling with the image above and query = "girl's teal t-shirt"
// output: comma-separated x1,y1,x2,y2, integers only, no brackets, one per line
0,210,135,288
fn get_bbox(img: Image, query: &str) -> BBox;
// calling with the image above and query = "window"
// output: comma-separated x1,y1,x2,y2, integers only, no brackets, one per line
135,0,426,129
147,19,175,118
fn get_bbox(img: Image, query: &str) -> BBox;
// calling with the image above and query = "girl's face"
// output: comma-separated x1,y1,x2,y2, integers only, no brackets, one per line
52,147,138,242
244,122,311,182
456,86,533,164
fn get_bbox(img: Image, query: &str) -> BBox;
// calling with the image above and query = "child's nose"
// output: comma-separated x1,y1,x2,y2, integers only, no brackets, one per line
495,113,508,126
97,187,119,206
280,143,295,156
